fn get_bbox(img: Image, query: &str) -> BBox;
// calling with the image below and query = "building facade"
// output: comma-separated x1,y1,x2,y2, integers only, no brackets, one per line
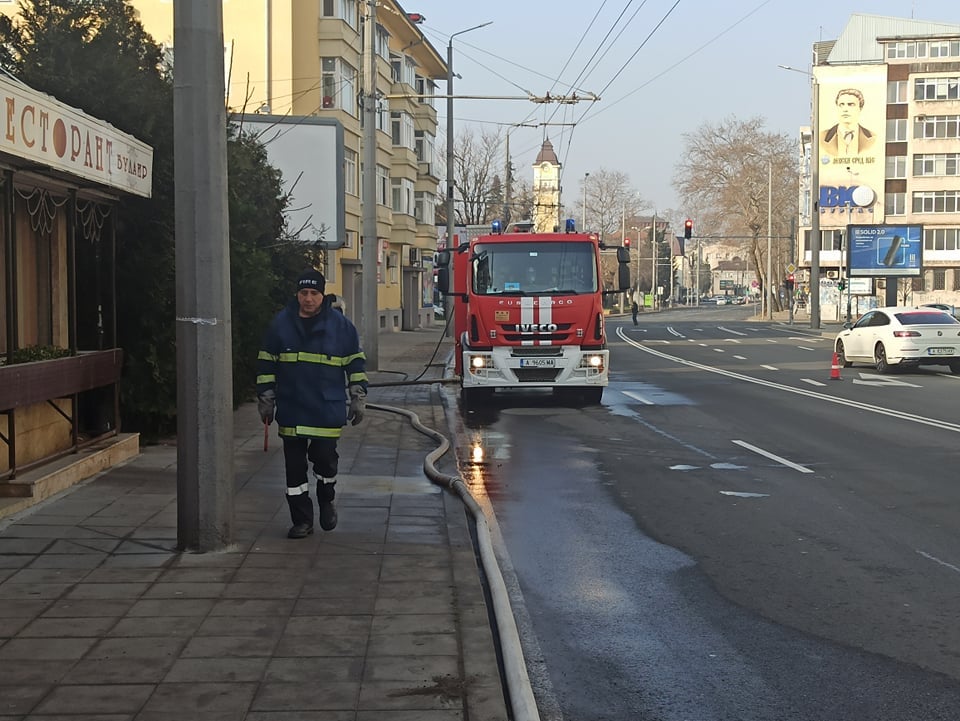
800,14,960,317
532,139,560,233
125,0,447,331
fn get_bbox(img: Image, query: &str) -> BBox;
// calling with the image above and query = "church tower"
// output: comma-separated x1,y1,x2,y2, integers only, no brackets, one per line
532,139,561,233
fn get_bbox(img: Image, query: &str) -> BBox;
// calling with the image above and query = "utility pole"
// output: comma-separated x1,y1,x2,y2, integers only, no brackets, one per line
810,78,821,328
361,0,379,367
766,158,773,320
173,0,233,552
651,210,657,310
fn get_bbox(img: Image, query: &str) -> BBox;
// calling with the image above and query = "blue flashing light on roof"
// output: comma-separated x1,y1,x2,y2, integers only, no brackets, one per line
565,218,576,233
491,219,503,234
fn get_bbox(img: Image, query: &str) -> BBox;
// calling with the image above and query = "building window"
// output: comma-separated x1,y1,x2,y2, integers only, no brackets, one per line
415,130,435,164
913,153,960,176
886,40,928,59
321,57,356,114
887,80,908,104
915,76,960,101
885,192,906,216
390,111,415,149
321,0,358,30
930,40,960,58
391,178,414,215
376,165,389,206
376,98,389,132
954,268,960,291
344,147,358,196
933,268,947,290
414,191,435,224
915,115,960,139
389,53,417,87
885,156,907,179
375,26,390,61
913,190,960,213
415,75,436,108
887,118,908,142
924,228,960,251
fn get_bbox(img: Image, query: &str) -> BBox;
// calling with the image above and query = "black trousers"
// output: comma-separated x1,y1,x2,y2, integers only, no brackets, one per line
282,436,339,526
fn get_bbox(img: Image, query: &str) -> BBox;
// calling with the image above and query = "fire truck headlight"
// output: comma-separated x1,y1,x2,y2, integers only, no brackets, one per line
469,354,493,373
471,356,486,369
580,354,605,372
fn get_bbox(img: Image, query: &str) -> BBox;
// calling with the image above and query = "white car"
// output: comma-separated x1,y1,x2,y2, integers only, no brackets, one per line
834,307,960,374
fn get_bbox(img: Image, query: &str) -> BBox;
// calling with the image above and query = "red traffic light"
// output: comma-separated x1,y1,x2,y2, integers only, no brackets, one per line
623,238,631,248
684,219,693,239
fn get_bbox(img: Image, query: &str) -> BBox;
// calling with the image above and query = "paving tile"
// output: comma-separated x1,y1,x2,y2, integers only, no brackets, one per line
356,679,463,711
64,582,150,600
82,567,163,584
263,656,364,683
125,598,215,617
6,567,92,584
157,567,235,583
140,582,226,599
0,583,70,600
0,683,49,714
86,636,185,661
179,635,280,658
45,539,121,554
163,656,269,683
0,537,52,554
196,615,286,638
246,713,354,721
371,613,457,635
99,553,172,568
61,656,177,684
250,681,360,711
356,712,462,721
137,682,257,715
0,637,96,660
0,659,75,686
33,684,155,715
362,654,460,683
273,631,368,657
42,599,134,618
220,582,302,599
27,554,107,569
0,599,51,617
208,598,296,617
292,596,376,616
16,616,119,638
0,616,30,638
0,554,30,569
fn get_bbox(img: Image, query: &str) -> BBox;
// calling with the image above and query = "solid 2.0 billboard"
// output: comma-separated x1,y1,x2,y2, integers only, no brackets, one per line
847,224,922,277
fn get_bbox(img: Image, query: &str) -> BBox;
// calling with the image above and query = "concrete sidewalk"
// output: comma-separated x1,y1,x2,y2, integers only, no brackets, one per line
0,327,510,720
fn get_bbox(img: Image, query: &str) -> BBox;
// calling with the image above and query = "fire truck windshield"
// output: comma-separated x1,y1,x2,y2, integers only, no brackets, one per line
472,242,597,295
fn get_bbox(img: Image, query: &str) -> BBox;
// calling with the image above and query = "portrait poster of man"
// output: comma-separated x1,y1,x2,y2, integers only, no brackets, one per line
814,65,886,229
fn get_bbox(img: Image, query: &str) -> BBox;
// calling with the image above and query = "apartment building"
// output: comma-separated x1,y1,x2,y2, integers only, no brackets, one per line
105,1,446,331
800,14,960,316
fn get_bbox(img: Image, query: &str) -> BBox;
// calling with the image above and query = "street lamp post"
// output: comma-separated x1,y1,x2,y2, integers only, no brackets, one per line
582,172,589,231
766,158,773,320
444,21,491,333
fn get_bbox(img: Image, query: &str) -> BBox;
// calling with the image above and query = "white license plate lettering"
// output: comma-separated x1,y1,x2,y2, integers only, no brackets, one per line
928,347,955,356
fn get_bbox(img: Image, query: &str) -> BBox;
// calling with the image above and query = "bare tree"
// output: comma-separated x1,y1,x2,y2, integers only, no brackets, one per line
580,167,646,240
442,126,503,226
673,116,797,310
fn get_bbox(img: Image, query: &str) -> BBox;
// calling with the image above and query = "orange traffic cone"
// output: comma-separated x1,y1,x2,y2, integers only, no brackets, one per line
829,352,842,381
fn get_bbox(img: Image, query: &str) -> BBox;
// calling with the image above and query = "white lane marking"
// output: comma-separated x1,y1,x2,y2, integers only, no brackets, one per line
670,464,700,470
733,355,747,360
732,439,814,473
719,326,748,336
667,326,685,338
724,339,742,343
623,390,654,405
720,491,769,498
852,373,921,388
711,462,748,470
789,337,823,342
713,348,725,353
917,550,960,575
797,346,817,352
766,339,778,343
616,327,960,434
800,378,827,387
761,364,779,371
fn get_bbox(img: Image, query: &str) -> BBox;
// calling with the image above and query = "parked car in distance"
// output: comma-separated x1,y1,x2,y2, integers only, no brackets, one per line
834,307,960,374
921,302,957,318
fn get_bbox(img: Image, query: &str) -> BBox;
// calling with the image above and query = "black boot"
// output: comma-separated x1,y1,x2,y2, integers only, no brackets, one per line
318,480,338,531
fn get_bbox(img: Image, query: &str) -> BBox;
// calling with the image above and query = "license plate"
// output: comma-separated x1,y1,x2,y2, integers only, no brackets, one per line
927,347,955,356
520,358,556,368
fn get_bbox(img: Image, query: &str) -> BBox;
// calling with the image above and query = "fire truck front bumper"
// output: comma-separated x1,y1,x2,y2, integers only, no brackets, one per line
461,347,608,388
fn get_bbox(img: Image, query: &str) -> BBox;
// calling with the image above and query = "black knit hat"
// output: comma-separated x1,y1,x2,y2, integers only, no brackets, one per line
297,269,325,292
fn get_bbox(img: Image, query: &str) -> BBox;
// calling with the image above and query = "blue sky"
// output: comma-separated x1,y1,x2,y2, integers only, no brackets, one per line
414,0,960,219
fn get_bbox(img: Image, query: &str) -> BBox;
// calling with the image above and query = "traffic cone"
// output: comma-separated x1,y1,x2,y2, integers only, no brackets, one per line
829,352,842,381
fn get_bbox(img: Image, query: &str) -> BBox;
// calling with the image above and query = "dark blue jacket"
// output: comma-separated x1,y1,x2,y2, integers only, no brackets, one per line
256,296,367,439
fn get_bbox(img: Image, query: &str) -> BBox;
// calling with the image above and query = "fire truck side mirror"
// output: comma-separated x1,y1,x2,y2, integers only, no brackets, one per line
616,247,630,264
616,247,631,291
436,250,451,294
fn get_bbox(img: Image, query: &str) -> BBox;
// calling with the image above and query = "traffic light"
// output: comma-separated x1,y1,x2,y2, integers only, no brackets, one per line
623,237,631,248
838,278,846,291
684,219,693,240
785,273,795,290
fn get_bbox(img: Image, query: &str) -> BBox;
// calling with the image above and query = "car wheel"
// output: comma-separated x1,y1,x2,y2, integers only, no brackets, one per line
836,340,853,368
874,343,890,374
950,361,960,375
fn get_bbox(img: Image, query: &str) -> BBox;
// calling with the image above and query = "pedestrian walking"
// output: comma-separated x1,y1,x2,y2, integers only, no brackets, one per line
631,300,639,326
256,269,368,539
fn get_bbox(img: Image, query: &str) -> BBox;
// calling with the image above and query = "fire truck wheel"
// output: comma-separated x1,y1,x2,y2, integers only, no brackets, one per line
460,387,493,409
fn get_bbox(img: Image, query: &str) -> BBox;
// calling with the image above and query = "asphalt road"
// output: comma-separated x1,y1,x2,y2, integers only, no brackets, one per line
456,306,960,721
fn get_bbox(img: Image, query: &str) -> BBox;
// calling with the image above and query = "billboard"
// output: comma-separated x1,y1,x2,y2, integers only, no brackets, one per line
814,65,887,229
848,224,923,277
236,115,345,247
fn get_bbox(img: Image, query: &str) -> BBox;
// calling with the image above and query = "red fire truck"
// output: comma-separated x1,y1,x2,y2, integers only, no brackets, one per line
436,220,631,407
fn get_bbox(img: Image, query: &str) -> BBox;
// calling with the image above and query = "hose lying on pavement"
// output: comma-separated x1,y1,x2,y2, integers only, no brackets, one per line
368,401,542,721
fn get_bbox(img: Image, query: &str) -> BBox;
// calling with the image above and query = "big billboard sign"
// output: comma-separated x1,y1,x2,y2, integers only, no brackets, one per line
847,224,923,277
814,65,887,229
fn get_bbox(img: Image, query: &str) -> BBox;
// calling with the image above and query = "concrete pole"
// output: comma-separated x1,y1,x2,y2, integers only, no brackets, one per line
581,172,589,230
173,0,234,552
361,0,379,367
651,210,657,310
766,158,773,320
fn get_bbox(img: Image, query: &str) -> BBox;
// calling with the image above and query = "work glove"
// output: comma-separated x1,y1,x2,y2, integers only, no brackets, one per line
257,390,276,424
347,386,366,426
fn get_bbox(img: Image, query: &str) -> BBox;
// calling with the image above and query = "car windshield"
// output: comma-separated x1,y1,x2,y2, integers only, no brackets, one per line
471,241,598,295
894,311,960,325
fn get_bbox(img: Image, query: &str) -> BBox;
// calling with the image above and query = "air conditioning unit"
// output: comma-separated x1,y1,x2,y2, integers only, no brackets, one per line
322,95,334,108
877,279,886,290
827,270,838,279
409,247,420,266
